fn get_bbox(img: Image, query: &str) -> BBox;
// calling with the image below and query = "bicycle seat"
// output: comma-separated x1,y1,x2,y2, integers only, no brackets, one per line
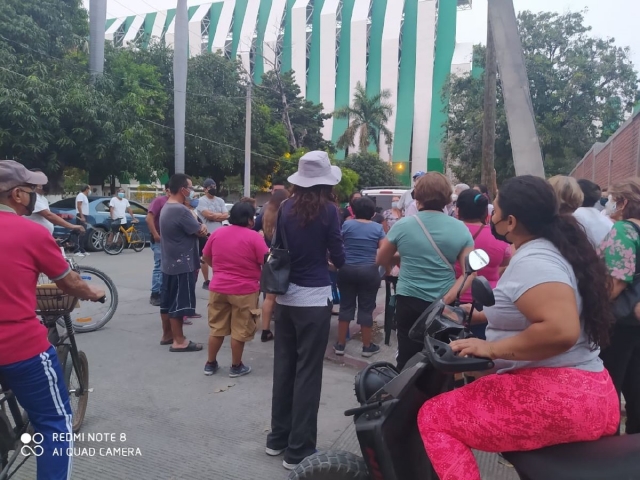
503,434,640,480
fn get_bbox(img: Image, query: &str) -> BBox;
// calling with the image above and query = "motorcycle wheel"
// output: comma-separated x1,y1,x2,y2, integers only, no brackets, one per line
288,450,369,480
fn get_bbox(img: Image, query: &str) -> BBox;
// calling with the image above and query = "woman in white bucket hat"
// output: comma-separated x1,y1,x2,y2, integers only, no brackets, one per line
266,151,346,470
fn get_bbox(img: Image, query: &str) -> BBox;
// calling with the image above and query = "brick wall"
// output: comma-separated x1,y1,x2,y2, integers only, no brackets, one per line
570,112,640,188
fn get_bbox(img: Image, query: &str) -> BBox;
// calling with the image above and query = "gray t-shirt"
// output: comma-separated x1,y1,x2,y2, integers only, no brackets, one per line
485,238,603,374
196,196,228,234
159,203,201,275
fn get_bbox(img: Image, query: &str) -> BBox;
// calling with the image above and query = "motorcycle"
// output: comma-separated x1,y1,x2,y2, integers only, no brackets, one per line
289,249,640,480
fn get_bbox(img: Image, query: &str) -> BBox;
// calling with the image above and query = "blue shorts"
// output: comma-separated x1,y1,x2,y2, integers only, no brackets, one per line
160,272,197,318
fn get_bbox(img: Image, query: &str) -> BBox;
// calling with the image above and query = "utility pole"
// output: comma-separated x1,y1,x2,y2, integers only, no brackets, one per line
488,0,545,178
481,13,497,198
173,0,188,174
244,82,252,198
89,0,107,79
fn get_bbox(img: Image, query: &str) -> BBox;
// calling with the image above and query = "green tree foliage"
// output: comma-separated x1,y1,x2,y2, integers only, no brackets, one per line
256,70,334,152
342,152,400,188
445,10,639,185
333,82,394,155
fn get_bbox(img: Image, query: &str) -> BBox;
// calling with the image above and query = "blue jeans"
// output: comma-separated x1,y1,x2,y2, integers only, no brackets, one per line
0,346,72,480
150,242,162,294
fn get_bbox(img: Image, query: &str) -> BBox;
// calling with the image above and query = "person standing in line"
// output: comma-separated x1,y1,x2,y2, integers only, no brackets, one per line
398,171,426,214
266,151,345,470
574,179,613,248
146,184,170,306
202,202,269,377
75,184,92,256
158,174,208,352
27,180,85,250
382,196,402,234
334,196,385,357
196,179,229,290
341,192,361,223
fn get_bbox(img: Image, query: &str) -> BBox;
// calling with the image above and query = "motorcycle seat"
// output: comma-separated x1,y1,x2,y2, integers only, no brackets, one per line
502,434,640,480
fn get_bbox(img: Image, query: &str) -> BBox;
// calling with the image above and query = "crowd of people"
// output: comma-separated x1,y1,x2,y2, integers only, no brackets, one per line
5,152,640,478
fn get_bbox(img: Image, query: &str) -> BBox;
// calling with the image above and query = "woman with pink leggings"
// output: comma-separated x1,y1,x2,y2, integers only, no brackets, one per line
418,176,620,480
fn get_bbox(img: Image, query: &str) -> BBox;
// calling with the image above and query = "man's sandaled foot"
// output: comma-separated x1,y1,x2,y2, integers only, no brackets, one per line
160,339,173,346
170,341,203,352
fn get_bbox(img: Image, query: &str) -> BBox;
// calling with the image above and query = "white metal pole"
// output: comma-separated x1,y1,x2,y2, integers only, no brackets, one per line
244,83,252,197
174,0,188,174
89,0,107,78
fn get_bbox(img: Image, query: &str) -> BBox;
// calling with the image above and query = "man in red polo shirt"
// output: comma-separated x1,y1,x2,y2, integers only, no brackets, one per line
0,160,104,480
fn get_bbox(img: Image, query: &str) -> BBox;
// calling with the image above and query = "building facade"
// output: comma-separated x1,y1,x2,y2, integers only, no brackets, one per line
105,0,473,184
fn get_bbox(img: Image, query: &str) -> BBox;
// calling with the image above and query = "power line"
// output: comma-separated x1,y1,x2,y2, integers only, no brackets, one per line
0,64,295,167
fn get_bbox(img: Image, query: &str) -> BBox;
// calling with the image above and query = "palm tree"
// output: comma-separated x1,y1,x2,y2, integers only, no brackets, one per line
333,82,394,155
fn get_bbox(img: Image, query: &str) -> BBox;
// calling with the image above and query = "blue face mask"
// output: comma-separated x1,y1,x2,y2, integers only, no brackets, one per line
189,198,199,208
117,192,125,199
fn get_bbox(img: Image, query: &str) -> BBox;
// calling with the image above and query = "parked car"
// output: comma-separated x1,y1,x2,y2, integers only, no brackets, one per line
50,196,150,252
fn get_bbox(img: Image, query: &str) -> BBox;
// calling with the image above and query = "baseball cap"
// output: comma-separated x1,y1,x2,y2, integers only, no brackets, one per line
413,171,426,180
203,178,216,188
0,160,48,192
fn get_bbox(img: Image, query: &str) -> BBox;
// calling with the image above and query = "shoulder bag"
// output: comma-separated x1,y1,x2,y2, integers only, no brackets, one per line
612,220,640,327
260,201,291,295
413,215,454,273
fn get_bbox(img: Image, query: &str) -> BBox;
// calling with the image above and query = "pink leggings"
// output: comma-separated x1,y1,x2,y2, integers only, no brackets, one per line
418,367,619,480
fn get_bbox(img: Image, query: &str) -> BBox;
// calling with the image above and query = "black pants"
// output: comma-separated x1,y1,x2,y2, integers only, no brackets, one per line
395,295,431,371
75,215,87,253
336,264,380,326
600,325,640,434
267,301,332,464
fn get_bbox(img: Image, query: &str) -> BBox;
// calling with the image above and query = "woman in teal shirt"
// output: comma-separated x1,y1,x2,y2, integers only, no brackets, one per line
377,172,474,370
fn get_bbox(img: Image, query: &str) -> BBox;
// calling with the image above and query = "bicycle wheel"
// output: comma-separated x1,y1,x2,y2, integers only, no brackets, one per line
62,266,118,333
103,232,124,255
60,347,89,433
130,230,146,252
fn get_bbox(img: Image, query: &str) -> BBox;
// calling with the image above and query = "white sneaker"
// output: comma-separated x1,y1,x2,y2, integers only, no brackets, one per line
265,447,285,456
282,459,298,470
74,252,85,257
83,252,91,256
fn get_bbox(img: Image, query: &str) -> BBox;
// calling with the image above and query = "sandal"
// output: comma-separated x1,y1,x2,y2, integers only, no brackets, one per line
261,330,274,342
160,339,173,346
169,341,203,353
182,318,193,325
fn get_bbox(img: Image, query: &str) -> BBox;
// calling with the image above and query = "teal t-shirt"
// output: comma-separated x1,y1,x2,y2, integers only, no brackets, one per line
387,211,474,302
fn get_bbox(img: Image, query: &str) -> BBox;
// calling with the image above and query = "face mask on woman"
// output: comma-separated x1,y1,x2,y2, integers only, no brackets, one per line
604,195,617,216
117,192,125,199
391,202,399,209
490,219,511,244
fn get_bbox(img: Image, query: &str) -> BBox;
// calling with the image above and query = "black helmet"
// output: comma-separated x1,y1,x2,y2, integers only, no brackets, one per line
354,362,398,405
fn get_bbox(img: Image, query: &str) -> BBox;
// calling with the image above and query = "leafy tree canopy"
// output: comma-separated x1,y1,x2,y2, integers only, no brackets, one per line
342,152,400,189
445,10,639,185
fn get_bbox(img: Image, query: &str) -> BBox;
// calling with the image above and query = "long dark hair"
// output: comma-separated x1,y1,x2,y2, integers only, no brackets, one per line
262,189,290,241
498,176,612,348
457,189,489,223
290,185,337,226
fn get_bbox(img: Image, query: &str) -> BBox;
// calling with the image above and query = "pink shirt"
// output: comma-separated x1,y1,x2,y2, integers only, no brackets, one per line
454,223,512,303
203,225,269,295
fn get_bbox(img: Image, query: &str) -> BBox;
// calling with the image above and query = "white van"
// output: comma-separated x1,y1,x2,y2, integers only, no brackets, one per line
360,187,410,211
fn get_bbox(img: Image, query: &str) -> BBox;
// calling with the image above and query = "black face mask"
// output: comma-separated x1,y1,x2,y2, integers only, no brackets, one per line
207,188,217,196
20,190,37,216
600,197,608,207
490,219,511,244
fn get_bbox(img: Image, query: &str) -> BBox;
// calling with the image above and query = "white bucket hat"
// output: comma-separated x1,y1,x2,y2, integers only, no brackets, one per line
287,151,342,187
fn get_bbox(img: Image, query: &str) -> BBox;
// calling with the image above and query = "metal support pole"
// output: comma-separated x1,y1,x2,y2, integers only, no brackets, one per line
489,0,545,178
173,0,188,174
481,14,497,197
244,83,252,198
89,0,107,79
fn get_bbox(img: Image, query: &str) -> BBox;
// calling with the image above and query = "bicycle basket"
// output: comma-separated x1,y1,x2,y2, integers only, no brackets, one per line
35,283,79,316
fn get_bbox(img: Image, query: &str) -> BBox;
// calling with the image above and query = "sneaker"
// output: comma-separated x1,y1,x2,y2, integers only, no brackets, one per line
204,361,219,376
149,293,161,307
265,447,285,456
74,252,85,257
282,459,298,470
362,343,381,358
333,343,345,356
202,280,210,290
229,363,251,378
83,252,91,256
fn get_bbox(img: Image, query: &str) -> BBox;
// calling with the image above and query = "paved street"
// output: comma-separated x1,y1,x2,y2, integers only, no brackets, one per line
15,248,516,480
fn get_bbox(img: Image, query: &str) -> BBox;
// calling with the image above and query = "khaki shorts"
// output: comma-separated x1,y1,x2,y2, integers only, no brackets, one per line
208,291,260,342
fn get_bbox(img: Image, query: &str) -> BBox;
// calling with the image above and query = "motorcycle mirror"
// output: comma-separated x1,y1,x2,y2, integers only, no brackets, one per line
471,276,495,307
465,249,490,274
